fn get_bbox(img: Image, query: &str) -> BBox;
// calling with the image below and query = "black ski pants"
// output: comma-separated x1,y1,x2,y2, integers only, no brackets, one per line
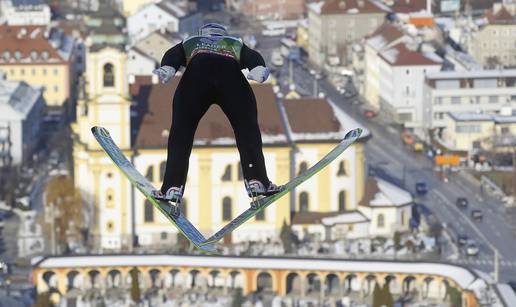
161,54,270,193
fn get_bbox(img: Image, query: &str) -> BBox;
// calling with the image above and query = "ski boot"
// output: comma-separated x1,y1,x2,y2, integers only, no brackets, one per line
151,186,184,217
245,179,284,209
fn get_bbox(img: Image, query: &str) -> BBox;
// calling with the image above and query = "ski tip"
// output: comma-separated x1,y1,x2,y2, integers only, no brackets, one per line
91,126,109,138
344,128,363,140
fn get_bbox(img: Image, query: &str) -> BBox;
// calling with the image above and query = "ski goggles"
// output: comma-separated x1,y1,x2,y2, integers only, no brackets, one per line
199,23,228,36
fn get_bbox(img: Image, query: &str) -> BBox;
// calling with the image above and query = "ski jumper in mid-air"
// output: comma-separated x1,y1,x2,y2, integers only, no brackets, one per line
151,23,283,204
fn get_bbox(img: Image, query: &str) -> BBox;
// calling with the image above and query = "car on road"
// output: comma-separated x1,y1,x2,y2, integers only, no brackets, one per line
456,197,469,209
471,210,483,222
465,242,479,256
362,109,377,119
271,50,284,67
457,235,468,247
415,182,428,195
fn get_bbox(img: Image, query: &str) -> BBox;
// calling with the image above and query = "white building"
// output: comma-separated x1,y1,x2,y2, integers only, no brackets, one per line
363,23,408,109
378,42,442,137
126,0,201,43
423,69,516,131
0,78,45,165
0,0,51,26
127,30,181,77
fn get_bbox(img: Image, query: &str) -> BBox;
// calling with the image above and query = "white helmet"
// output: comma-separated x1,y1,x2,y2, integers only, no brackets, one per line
199,23,228,37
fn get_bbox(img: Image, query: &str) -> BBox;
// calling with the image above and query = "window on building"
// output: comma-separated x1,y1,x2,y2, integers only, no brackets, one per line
2,50,10,61
401,211,406,226
42,50,49,60
20,68,25,75
54,85,58,92
299,192,309,212
406,69,410,75
107,221,114,232
489,96,498,103
398,113,412,122
53,68,58,76
161,232,168,240
31,68,36,76
338,191,346,212
103,63,115,87
14,50,21,60
298,162,308,175
43,68,47,75
159,161,166,181
145,166,154,181
30,50,37,60
451,96,461,104
456,125,481,133
222,197,232,221
337,161,346,176
377,214,385,228
221,165,232,181
144,200,154,222
501,127,510,134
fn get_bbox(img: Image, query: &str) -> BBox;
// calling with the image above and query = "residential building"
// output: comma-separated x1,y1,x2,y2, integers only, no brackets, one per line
363,23,407,109
470,5,516,68
128,30,182,77
83,2,127,49
242,0,305,20
0,78,45,165
423,69,516,131
127,0,202,43
307,0,389,67
0,0,51,26
0,25,78,107
442,112,516,153
378,42,442,136
120,0,159,17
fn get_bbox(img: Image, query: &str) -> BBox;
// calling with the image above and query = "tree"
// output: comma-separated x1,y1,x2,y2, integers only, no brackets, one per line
381,283,394,307
279,219,295,253
130,267,141,303
393,231,401,251
45,175,83,253
372,282,382,307
428,220,443,253
34,292,52,307
446,284,462,307
231,288,245,307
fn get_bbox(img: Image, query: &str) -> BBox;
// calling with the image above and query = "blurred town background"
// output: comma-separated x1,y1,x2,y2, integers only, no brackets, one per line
0,0,515,306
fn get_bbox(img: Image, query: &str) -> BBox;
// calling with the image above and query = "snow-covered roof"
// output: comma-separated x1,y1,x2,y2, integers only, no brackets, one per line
370,178,412,207
0,79,42,118
427,69,516,80
448,112,516,124
34,254,482,290
328,99,370,139
322,211,369,226
307,2,324,14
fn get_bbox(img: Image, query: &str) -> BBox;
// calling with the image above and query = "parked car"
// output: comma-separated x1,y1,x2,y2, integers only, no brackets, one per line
466,242,479,256
362,109,377,119
415,182,428,195
471,210,483,222
456,197,469,209
457,235,468,247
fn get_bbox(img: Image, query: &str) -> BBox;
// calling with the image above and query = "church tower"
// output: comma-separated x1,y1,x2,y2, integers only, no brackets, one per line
72,45,133,250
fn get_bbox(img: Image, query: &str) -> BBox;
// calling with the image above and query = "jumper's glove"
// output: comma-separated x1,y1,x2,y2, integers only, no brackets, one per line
247,66,269,83
153,65,176,83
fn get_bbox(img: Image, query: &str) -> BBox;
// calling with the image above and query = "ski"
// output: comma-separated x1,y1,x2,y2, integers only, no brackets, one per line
201,128,363,246
91,126,217,254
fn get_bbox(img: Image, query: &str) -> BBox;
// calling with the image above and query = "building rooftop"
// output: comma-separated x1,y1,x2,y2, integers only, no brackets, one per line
321,211,369,226
0,79,42,118
389,0,427,13
448,112,516,124
366,23,405,51
0,25,75,64
308,0,389,15
427,69,516,80
484,6,515,25
359,176,412,207
132,80,370,148
379,42,442,66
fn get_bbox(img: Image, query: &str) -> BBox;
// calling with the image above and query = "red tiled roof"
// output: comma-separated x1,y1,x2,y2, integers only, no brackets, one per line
367,22,404,44
485,6,515,24
379,42,441,66
134,81,288,148
0,25,68,65
390,0,427,13
320,0,388,14
283,98,341,134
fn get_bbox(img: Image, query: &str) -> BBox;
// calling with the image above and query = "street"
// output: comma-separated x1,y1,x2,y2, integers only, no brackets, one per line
266,42,516,282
